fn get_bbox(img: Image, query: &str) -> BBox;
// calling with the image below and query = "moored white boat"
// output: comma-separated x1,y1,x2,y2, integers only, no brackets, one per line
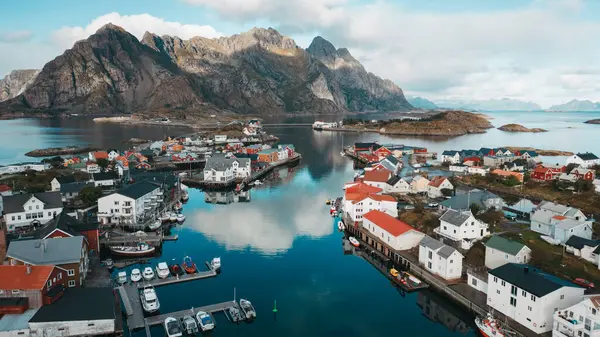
195,311,215,332
337,221,345,231
117,271,127,284
181,315,198,335
169,213,178,222
164,317,183,337
142,267,155,281
156,262,170,279
160,213,171,223
181,193,189,202
130,268,142,282
140,285,160,313
349,236,360,247
176,214,186,222
109,242,155,257
148,220,161,230
174,202,182,211
239,299,256,320
210,257,221,272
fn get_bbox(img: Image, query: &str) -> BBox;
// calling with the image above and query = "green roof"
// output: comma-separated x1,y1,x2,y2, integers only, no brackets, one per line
485,235,527,256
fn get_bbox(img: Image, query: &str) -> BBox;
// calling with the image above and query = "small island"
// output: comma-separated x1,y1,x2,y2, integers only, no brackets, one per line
584,119,600,124
503,146,573,156
25,146,98,157
497,124,547,132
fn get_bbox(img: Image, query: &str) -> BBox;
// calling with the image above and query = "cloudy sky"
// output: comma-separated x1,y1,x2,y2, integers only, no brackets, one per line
1,0,599,107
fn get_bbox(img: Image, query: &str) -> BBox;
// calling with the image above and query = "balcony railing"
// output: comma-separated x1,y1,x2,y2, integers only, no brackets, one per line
556,315,584,330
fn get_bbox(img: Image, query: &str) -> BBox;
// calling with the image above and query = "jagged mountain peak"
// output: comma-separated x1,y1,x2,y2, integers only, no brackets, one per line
96,22,128,34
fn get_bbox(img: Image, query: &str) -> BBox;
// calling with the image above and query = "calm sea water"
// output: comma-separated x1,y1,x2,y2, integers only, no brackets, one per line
1,111,599,337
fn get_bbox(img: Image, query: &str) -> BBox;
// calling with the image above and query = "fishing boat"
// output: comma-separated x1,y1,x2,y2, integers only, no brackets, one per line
329,206,336,214
390,268,400,277
239,299,256,320
117,271,127,284
349,237,360,247
148,220,161,230
182,256,197,274
169,213,178,222
254,180,263,186
176,214,186,222
475,313,515,337
164,317,183,337
210,257,221,272
195,311,215,332
169,262,184,276
104,258,114,269
174,202,182,211
181,315,198,335
228,307,243,322
325,199,331,205
140,285,160,313
142,267,155,281
160,213,171,223
181,193,189,202
331,211,338,217
130,268,142,282
337,220,345,231
156,262,170,279
109,242,155,257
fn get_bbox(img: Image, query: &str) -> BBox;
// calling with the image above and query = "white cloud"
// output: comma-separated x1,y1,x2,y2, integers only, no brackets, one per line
184,0,600,107
0,30,33,43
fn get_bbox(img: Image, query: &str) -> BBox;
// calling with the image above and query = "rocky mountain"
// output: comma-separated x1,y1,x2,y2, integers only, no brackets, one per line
0,25,412,117
0,69,40,102
406,96,438,109
435,98,542,111
548,99,600,111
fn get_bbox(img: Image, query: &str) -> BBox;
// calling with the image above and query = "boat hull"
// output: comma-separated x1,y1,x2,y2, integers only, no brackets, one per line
183,264,196,274
109,246,156,257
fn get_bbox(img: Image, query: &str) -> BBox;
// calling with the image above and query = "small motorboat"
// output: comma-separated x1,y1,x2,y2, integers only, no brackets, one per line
140,285,160,313
160,213,171,223
349,236,360,247
156,262,170,279
228,307,243,322
239,299,256,320
337,221,345,231
148,220,161,230
182,256,197,274
176,214,186,222
210,257,221,272
325,199,331,205
164,317,183,337
169,213,178,222
331,211,338,217
181,315,198,335
254,180,263,186
117,271,127,284
169,263,184,276
109,242,155,257
390,268,400,278
131,268,142,282
174,202,182,211
196,311,215,332
181,193,189,202
329,206,336,214
104,258,114,269
143,267,155,281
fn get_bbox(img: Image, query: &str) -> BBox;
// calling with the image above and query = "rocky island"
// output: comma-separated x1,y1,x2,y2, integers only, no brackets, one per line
584,119,600,124
25,146,98,157
503,146,573,156
497,124,547,132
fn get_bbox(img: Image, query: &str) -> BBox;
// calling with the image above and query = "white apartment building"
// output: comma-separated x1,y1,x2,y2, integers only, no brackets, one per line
418,236,464,280
203,157,251,182
553,296,600,337
97,181,161,224
2,192,63,232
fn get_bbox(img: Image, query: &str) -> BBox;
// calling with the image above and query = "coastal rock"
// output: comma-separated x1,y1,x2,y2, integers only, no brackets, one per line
0,25,412,118
0,69,40,101
584,119,600,124
503,146,573,156
124,138,150,144
25,146,98,157
497,124,547,132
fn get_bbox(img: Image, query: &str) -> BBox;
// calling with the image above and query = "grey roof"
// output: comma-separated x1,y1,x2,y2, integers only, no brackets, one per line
387,175,401,186
576,152,599,161
54,176,76,185
530,209,553,224
420,236,445,250
440,190,501,210
438,245,459,258
503,198,538,213
539,201,571,214
380,160,397,172
2,192,62,214
565,208,583,218
565,235,600,250
384,155,399,165
117,181,160,199
554,217,588,230
489,263,579,297
92,172,118,181
60,182,94,193
440,209,472,226
29,288,115,322
7,236,84,265
204,156,250,172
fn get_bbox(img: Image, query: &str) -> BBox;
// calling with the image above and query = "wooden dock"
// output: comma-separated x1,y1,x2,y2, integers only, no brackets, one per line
144,301,239,327
136,268,217,289
120,284,147,330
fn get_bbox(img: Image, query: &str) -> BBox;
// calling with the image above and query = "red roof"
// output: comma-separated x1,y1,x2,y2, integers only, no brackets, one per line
0,184,12,192
463,156,481,162
428,176,448,187
369,194,396,202
349,193,396,204
346,182,383,194
94,151,108,159
0,265,54,290
364,170,391,183
533,166,551,174
552,215,567,220
363,210,417,237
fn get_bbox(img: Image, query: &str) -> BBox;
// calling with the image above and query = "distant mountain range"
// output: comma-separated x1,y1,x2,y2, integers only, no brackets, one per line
548,99,600,111
406,96,438,109
433,98,542,111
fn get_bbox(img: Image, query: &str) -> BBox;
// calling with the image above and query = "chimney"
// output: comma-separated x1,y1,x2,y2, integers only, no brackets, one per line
25,264,31,274
524,266,529,274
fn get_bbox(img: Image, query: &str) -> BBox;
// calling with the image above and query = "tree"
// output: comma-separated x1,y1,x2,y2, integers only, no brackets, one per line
96,158,109,171
476,209,505,233
523,172,531,183
502,175,520,187
441,188,453,197
565,163,579,174
79,186,103,207
414,202,425,214
574,179,593,192
469,202,482,215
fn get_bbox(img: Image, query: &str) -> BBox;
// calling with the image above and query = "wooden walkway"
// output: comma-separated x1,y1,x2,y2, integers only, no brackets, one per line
121,284,147,330
144,301,238,327
136,267,217,289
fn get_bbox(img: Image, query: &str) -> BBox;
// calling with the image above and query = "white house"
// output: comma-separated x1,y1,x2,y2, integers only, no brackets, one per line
380,155,402,174
214,135,227,143
2,192,63,232
467,269,489,294
418,236,463,280
441,151,461,164
363,169,393,191
467,166,489,176
86,161,101,174
107,150,119,161
60,182,95,203
386,176,410,194
97,181,161,224
564,235,600,265
203,157,251,182
495,148,512,156
343,193,397,222
362,210,425,251
410,176,430,194
427,176,454,199
0,162,50,175
449,164,468,173
553,296,600,337
565,152,600,169
487,263,584,335
530,201,592,243
435,209,490,249
91,172,118,187
51,176,76,192
484,235,532,269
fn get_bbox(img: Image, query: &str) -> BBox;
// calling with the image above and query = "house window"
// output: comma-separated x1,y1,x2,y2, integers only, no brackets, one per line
17,215,21,220
496,290,500,295
28,206,32,210
528,306,532,311
510,297,517,307
443,226,447,230
11,290,20,295
114,201,119,205
522,290,526,297
11,216,15,221
36,205,39,210
48,212,51,217
593,309,597,315
67,269,75,276
501,281,506,286
511,285,517,296
531,295,536,302
560,295,564,300
38,212,43,218
450,259,453,263
428,251,432,259
505,254,509,260
26,214,31,219
493,277,498,283
47,280,51,288
58,273,62,280
472,278,477,286
68,280,76,287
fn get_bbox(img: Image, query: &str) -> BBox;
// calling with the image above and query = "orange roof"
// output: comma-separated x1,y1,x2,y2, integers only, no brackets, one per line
552,215,567,220
345,192,367,202
364,170,391,183
428,176,448,187
491,169,523,179
346,182,383,194
349,193,396,204
369,194,396,202
0,265,54,290
363,210,417,237
533,166,551,173
0,184,12,192
94,151,108,159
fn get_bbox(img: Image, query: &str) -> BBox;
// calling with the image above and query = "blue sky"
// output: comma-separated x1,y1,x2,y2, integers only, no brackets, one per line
1,0,600,106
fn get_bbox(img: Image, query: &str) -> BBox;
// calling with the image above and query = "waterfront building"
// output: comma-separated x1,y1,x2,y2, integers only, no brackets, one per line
7,237,88,287
409,175,430,194
0,162,50,175
441,150,460,164
418,236,463,280
565,152,600,169
484,235,531,269
435,209,489,249
2,192,63,233
553,296,600,337
344,182,383,194
380,155,401,174
483,155,515,168
91,172,118,187
278,144,296,158
467,166,488,176
354,142,378,154
51,176,76,192
203,156,251,183
427,176,453,199
257,149,279,162
362,210,424,250
97,181,161,225
60,182,94,203
530,201,592,243
0,309,39,336
0,265,65,311
439,190,502,212
343,192,397,223
449,164,467,173
373,146,392,160
564,236,600,266
386,176,410,194
487,263,584,334
362,169,393,191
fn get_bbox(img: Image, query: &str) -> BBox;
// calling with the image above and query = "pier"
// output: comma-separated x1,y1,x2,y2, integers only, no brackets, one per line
144,301,238,327
100,233,178,246
136,262,217,288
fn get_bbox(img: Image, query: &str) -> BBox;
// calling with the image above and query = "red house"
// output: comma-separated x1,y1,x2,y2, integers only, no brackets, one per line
354,142,377,154
531,166,554,181
571,167,595,181
0,265,65,313
28,213,100,252
413,147,428,153
374,146,392,159
358,153,379,163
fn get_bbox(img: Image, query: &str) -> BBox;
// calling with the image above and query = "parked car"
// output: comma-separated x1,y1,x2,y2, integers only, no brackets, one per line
428,202,438,207
573,278,595,289
505,214,517,221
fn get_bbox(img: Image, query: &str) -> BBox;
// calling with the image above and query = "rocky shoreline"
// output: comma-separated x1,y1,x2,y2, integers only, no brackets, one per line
25,146,98,157
584,119,600,124
503,146,573,156
498,124,547,132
